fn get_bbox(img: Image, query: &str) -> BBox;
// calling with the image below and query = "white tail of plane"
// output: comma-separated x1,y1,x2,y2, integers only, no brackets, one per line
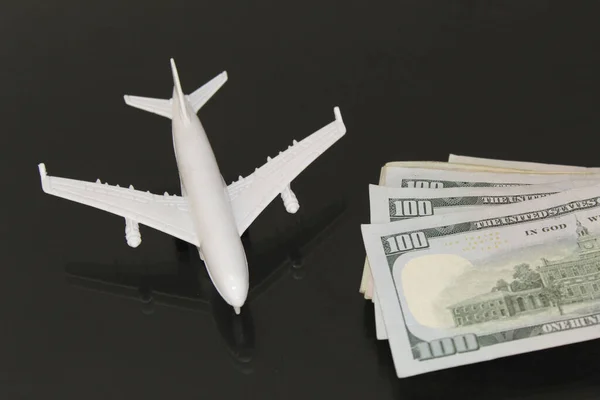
169,59,188,119
124,58,228,120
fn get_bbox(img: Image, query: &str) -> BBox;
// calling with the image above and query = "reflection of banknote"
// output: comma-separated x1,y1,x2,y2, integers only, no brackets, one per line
448,154,600,172
362,184,600,377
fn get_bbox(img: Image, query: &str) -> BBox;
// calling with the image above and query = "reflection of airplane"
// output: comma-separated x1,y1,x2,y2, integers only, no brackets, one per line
65,201,346,373
38,58,346,315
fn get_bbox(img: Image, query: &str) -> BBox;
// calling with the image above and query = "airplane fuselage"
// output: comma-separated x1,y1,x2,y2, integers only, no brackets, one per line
170,90,248,313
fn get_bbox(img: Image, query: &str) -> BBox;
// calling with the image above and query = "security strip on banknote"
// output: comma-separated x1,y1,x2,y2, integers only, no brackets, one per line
362,184,600,377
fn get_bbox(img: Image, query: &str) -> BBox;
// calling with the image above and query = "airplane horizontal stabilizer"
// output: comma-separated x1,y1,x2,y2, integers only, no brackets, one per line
123,95,172,119
188,71,228,113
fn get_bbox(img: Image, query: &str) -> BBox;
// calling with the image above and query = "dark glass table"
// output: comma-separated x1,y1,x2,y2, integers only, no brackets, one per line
3,2,599,398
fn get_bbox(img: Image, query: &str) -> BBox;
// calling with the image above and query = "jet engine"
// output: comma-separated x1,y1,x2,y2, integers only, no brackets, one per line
280,185,299,214
125,217,142,248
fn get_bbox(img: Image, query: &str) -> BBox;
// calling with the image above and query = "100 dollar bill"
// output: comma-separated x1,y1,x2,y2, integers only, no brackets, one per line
362,183,600,377
359,160,530,293
362,163,600,297
367,181,600,339
362,168,600,300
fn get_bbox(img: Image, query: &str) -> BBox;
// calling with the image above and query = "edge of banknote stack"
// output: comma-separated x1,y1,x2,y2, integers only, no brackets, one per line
360,154,600,378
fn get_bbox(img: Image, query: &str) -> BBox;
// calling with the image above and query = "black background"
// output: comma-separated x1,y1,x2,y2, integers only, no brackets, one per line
3,1,600,399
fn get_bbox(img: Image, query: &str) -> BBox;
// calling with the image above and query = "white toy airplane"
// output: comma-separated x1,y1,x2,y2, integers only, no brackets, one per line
38,59,346,315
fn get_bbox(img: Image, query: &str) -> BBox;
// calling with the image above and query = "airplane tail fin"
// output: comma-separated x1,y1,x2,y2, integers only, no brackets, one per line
123,59,227,120
169,58,188,119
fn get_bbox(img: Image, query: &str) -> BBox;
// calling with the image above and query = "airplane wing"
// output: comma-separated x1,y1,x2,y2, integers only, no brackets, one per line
226,107,346,235
37,164,199,246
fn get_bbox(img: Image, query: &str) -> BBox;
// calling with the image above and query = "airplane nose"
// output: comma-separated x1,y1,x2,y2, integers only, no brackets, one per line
201,239,249,313
223,277,248,310
207,262,248,312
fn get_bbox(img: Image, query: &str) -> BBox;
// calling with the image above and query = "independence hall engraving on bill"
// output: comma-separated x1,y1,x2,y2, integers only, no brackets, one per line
449,218,600,327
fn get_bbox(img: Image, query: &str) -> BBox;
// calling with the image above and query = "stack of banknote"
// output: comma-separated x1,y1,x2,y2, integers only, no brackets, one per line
359,154,600,378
